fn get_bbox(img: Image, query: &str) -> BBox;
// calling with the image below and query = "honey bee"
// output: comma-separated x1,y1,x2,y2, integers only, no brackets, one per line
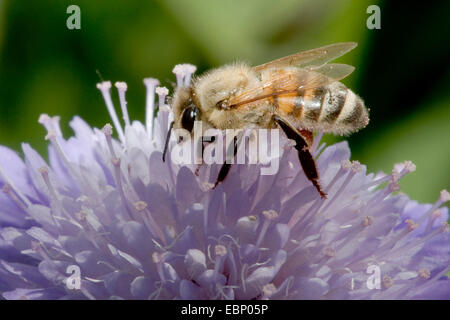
165,42,369,198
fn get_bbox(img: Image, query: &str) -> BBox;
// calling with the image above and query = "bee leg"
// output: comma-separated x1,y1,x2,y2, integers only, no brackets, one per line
213,134,239,189
299,129,314,147
274,115,326,199
195,136,216,176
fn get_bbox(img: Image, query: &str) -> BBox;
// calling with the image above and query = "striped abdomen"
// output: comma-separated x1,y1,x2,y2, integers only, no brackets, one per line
275,82,369,135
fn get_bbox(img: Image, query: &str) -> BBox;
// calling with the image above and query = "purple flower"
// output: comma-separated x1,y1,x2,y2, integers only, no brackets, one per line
0,65,448,300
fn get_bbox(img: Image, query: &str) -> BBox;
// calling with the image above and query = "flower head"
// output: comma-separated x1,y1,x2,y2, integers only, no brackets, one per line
0,66,448,300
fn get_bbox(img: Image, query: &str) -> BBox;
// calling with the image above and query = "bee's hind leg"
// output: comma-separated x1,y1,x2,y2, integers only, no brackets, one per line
273,115,326,199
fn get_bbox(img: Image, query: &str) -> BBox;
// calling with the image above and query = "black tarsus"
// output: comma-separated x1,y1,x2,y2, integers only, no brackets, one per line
213,134,240,188
162,121,174,162
273,115,327,199
195,136,216,176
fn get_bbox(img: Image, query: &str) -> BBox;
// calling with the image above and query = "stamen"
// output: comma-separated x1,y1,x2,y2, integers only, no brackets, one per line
323,247,335,258
156,86,169,107
102,124,136,222
362,215,374,227
114,82,131,128
74,210,87,222
172,65,186,88
133,201,148,212
321,161,360,214
143,78,160,139
152,252,166,283
0,166,31,208
288,164,344,230
440,221,449,233
416,189,449,225
97,81,125,144
132,197,166,246
405,219,419,232
38,114,63,137
2,183,28,211
262,283,277,299
425,209,442,232
256,210,278,247
215,244,228,257
393,160,416,177
31,241,41,252
365,160,416,189
418,268,430,280
183,64,197,87
102,124,117,158
382,275,393,289
172,64,197,88
39,166,62,226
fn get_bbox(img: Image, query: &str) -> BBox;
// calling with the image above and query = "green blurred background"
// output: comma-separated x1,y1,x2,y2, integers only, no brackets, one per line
0,0,448,204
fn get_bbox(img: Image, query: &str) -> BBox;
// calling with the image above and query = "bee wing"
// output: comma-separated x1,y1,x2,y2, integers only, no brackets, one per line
253,42,357,72
224,69,333,109
312,63,355,81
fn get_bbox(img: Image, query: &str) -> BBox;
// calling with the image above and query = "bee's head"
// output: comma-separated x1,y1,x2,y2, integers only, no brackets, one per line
172,86,201,134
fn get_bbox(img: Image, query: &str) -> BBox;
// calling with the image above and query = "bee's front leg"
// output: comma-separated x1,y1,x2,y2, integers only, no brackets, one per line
274,115,326,199
195,135,216,176
213,134,240,188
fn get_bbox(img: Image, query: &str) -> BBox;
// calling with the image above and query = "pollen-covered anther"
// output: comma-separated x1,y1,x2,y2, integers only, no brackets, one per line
115,81,127,91
173,64,197,87
172,64,187,77
102,123,113,136
389,180,401,193
38,114,51,125
262,283,277,298
440,189,450,202
351,160,362,173
418,268,431,280
214,245,227,257
382,275,394,289
143,78,160,88
391,171,401,184
31,241,41,252
38,166,49,176
44,131,57,141
362,215,374,227
75,210,87,221
1,183,11,194
134,201,148,212
156,86,169,107
431,209,442,220
402,160,416,173
97,81,125,143
111,157,120,166
76,195,88,203
262,209,278,221
323,247,336,258
152,252,164,264
405,219,419,231
166,225,176,239
341,160,352,171
96,81,112,91
440,222,449,233
115,82,131,127
394,161,416,178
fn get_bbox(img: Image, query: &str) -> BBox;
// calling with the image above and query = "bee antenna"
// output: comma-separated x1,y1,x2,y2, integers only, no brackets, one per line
162,121,174,162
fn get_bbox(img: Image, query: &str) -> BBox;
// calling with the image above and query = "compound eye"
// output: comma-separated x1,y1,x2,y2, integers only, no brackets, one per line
181,106,198,132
